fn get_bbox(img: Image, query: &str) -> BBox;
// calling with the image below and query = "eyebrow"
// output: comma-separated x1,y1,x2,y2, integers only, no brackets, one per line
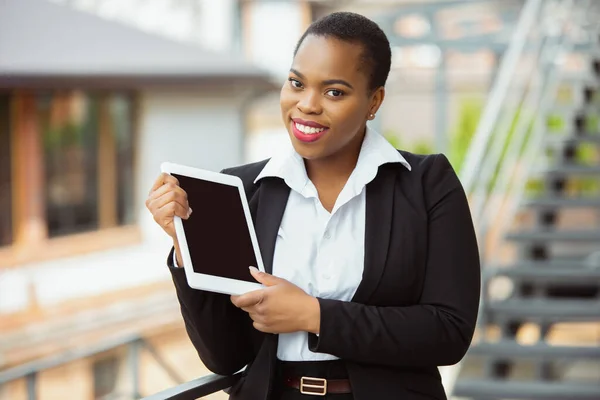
290,68,354,90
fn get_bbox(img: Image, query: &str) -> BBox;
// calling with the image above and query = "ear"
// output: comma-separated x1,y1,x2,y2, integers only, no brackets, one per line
367,87,385,120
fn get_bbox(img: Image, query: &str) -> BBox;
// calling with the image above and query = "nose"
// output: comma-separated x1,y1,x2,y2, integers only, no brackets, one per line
297,90,322,115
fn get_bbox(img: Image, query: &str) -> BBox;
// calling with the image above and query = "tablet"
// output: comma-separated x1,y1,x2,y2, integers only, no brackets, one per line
160,162,265,296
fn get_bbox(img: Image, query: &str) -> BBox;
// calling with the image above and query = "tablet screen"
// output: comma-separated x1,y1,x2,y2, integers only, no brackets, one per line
172,173,259,283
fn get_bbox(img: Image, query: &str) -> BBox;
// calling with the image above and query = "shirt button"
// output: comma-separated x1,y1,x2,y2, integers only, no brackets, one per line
322,273,331,280
324,231,331,240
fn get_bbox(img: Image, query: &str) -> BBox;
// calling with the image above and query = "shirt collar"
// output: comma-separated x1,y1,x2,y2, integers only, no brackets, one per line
254,126,411,197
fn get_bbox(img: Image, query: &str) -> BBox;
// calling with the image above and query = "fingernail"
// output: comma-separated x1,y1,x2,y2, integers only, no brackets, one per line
186,207,193,218
249,266,259,273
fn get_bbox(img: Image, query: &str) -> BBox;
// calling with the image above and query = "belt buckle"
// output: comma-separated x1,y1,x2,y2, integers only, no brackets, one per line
300,376,327,396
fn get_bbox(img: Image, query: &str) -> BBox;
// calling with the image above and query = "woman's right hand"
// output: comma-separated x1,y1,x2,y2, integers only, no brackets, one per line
145,172,192,240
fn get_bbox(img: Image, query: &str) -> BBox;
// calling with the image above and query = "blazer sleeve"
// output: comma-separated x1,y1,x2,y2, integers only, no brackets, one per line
168,247,258,375
308,154,481,367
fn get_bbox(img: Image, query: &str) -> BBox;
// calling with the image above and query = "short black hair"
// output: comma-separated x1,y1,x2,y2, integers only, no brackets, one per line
293,12,392,93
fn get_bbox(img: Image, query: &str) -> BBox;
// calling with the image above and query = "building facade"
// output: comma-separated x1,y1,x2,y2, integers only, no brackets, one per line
0,0,274,399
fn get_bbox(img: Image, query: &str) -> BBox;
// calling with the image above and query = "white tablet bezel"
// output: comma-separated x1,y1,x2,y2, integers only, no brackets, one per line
160,162,265,296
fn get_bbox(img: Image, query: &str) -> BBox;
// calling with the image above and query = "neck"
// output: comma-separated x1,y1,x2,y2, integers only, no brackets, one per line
304,125,366,187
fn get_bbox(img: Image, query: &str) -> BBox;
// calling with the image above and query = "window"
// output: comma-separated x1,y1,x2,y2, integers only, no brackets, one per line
39,91,99,237
36,91,135,238
93,356,121,399
0,89,136,262
0,93,12,247
111,95,136,226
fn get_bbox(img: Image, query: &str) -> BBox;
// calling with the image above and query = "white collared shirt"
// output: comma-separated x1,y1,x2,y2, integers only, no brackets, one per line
255,127,411,361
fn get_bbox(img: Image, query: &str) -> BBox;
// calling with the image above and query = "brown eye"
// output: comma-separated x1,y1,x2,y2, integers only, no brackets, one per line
326,89,344,98
288,78,303,89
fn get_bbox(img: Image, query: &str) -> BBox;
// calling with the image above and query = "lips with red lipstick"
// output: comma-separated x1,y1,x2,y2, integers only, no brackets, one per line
291,118,330,143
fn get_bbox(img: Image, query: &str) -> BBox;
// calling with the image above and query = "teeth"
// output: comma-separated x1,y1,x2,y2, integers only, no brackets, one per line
295,122,325,135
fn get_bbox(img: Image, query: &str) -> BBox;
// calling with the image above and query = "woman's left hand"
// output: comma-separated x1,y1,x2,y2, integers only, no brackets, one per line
231,267,320,334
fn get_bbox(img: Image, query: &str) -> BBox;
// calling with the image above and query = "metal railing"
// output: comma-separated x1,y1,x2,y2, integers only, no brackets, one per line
141,373,242,400
0,334,186,400
459,0,598,261
459,0,544,196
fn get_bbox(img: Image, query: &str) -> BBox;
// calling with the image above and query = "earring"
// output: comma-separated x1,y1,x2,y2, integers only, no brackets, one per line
369,113,375,119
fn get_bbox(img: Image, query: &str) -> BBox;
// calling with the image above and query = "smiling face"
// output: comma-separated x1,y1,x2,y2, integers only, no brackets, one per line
280,34,384,162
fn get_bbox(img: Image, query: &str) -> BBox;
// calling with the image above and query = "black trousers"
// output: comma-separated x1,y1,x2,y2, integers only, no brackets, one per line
272,359,354,400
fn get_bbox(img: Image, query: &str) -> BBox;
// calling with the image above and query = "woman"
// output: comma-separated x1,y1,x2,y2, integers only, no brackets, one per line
146,11,480,400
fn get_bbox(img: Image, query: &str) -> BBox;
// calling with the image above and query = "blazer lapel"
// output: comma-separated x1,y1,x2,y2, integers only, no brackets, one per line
254,178,290,274
250,178,290,398
352,165,396,303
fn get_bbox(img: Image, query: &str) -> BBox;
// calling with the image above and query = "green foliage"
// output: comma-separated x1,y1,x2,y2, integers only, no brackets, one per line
383,131,434,155
383,132,402,150
586,114,599,132
412,140,435,155
444,97,542,195
578,142,597,163
448,99,484,173
493,105,537,193
43,121,82,150
385,97,599,197
546,113,564,133
383,98,484,166
546,112,600,135
543,113,599,194
575,142,600,194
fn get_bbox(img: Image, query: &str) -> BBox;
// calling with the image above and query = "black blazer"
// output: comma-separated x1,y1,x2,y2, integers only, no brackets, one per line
167,152,480,400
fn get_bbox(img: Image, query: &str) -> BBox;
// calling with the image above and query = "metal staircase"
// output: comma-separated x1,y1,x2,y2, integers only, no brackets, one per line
453,0,600,399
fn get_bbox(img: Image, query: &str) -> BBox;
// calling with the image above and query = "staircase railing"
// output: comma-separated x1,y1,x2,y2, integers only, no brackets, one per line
459,0,544,196
0,334,189,400
444,0,600,395
141,373,242,400
459,0,596,262
452,0,600,398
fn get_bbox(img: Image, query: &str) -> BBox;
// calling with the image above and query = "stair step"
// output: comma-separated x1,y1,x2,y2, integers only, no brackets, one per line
468,341,600,359
488,265,600,283
545,134,600,146
505,230,600,242
453,380,600,399
489,259,595,269
542,165,600,176
486,299,600,321
560,74,600,86
549,103,600,112
523,197,600,208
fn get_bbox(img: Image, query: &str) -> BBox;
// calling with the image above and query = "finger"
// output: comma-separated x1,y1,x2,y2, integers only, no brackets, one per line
252,322,271,333
231,293,258,308
148,182,188,204
230,295,251,310
149,190,189,216
155,201,189,222
149,173,167,194
150,173,179,194
248,312,266,327
231,290,264,308
146,185,188,215
249,267,281,287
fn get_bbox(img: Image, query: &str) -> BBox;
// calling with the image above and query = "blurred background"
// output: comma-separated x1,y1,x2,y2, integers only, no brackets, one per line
0,0,599,399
